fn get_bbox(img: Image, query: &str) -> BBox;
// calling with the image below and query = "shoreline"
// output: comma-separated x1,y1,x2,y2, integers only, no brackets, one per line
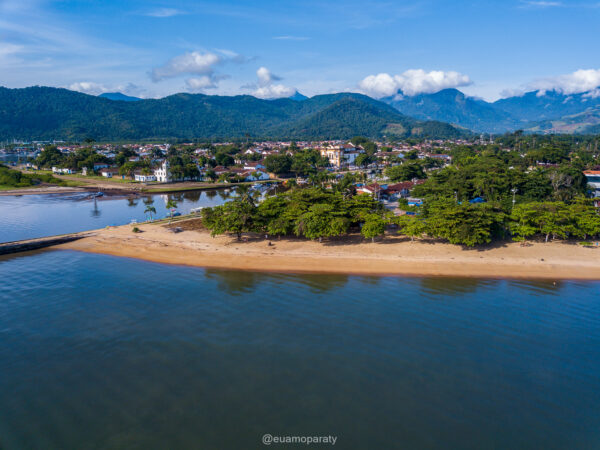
56,220,600,280
0,178,273,196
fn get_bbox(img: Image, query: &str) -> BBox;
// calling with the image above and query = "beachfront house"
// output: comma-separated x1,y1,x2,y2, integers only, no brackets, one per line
134,171,157,182
52,167,75,174
100,167,120,178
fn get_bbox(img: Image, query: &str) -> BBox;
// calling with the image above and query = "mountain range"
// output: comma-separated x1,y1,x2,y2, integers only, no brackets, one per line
0,86,467,141
381,88,600,134
3,84,600,141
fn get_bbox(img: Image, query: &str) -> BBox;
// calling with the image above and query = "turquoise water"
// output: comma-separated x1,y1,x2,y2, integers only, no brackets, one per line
0,190,232,243
1,250,599,449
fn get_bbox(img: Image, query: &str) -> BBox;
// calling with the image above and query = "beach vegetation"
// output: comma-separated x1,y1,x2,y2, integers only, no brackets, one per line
0,164,72,189
361,214,387,242
144,205,156,221
166,199,178,223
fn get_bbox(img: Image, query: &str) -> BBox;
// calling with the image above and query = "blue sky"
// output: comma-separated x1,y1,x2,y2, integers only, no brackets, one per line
1,0,599,101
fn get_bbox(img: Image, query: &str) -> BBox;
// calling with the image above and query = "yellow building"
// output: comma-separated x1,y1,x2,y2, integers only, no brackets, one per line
319,147,343,167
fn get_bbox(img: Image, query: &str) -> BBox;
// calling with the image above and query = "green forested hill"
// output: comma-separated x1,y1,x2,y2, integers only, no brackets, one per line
0,86,470,141
276,96,467,139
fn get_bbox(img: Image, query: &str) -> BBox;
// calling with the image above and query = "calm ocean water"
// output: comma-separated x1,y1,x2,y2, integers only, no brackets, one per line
0,190,232,243
1,249,599,449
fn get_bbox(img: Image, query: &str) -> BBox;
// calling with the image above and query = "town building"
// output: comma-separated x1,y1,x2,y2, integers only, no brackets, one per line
584,171,600,197
154,160,171,183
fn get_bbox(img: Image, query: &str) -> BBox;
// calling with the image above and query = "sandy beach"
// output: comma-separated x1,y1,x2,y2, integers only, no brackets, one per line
0,186,87,196
56,218,600,280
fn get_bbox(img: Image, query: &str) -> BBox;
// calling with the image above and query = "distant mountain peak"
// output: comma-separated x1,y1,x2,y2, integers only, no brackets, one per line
288,91,308,101
99,92,141,102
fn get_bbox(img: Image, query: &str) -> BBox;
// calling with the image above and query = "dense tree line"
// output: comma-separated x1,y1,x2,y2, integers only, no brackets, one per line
202,184,600,246
202,186,386,242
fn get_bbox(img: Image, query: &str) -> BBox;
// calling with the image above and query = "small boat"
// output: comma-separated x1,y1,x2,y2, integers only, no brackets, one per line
172,212,181,217
190,207,204,214
94,192,104,197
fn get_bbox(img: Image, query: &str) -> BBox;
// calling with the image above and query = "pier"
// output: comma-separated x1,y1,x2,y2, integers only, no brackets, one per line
0,233,93,255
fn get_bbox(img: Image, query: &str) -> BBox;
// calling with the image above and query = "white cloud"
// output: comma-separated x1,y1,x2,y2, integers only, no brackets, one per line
145,8,185,18
273,35,309,41
499,88,526,98
151,51,221,82
253,84,296,99
0,42,22,57
358,73,398,98
256,66,281,85
519,1,562,8
185,75,230,92
529,69,600,95
584,89,600,99
68,81,108,95
68,81,148,97
215,48,253,63
245,67,295,99
358,69,472,98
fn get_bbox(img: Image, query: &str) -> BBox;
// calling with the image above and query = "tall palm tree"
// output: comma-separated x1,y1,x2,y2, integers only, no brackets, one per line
165,199,178,223
144,205,156,222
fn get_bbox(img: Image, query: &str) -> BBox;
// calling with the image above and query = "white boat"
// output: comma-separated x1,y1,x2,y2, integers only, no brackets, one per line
190,207,204,214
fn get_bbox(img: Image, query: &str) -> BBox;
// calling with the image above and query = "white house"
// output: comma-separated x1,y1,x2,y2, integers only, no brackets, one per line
584,171,600,197
52,167,75,174
243,161,266,171
100,168,120,178
134,172,157,182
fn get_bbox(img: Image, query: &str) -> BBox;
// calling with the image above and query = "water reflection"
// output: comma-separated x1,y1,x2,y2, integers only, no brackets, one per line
204,269,264,294
506,279,564,296
218,190,232,200
127,197,139,207
182,191,201,202
90,197,101,218
355,276,383,287
204,269,351,295
418,277,496,296
170,193,184,202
